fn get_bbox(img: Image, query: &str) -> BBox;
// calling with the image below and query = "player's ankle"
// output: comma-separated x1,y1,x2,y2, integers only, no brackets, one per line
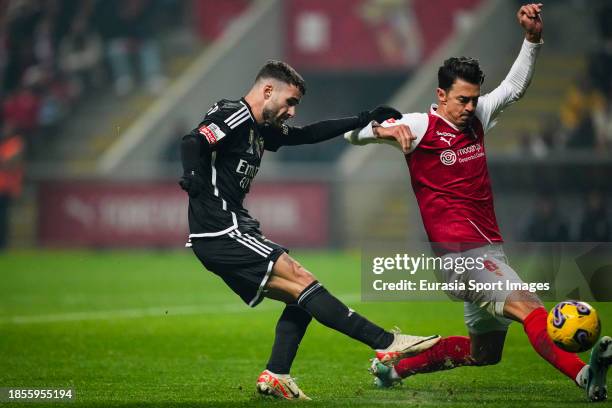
390,367,401,380
575,365,590,389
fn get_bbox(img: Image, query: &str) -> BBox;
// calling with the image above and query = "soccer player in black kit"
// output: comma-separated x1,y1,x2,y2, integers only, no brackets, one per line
179,60,439,400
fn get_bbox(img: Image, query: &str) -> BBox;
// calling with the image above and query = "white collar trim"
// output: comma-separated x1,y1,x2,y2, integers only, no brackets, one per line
430,104,460,131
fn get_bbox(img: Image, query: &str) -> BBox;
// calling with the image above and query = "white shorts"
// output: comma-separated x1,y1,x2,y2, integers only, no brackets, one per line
438,244,521,334
463,301,512,334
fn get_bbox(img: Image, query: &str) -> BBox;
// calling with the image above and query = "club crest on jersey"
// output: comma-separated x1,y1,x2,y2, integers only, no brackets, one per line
199,123,226,145
436,131,457,147
440,149,457,166
246,129,264,158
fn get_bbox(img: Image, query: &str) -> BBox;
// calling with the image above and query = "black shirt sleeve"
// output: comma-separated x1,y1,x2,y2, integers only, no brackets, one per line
262,116,364,152
180,114,233,173
180,131,207,173
194,116,233,150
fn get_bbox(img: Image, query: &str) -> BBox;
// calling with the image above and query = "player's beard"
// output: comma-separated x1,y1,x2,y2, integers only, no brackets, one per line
458,113,474,128
262,105,285,128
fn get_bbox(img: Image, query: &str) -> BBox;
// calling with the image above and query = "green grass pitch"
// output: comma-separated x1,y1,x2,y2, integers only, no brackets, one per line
0,250,610,407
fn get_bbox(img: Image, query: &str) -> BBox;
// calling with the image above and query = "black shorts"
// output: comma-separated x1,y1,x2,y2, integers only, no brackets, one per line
190,227,287,307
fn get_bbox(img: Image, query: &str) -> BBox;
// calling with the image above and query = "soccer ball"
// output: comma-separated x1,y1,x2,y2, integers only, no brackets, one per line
547,301,601,353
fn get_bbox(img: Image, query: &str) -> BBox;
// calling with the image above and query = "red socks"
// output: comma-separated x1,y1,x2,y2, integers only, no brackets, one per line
523,307,585,381
394,308,585,383
394,336,474,378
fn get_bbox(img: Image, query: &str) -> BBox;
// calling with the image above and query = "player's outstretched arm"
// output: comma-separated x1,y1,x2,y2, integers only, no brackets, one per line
476,3,544,132
263,106,402,151
344,112,428,154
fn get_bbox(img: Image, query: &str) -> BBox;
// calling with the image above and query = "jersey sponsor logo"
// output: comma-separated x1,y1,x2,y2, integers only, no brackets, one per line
236,159,259,177
199,123,226,145
440,149,457,166
457,143,481,156
457,143,484,163
236,159,260,190
436,131,457,146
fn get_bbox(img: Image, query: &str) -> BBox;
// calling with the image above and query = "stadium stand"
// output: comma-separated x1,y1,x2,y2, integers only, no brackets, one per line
0,0,221,247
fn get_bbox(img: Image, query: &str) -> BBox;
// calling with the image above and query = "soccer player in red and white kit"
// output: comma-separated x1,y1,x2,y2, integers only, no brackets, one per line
346,3,611,402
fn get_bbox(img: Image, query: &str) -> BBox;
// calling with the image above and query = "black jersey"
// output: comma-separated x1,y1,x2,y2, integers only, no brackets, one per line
188,98,259,237
183,97,367,238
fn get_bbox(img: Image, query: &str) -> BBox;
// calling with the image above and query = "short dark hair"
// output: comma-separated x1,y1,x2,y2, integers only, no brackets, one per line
438,57,484,91
255,60,306,95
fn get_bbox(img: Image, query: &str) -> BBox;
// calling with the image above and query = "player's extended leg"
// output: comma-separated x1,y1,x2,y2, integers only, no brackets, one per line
504,291,586,382
255,259,313,400
265,253,440,353
371,306,508,387
265,304,312,376
504,290,611,401
370,336,474,387
444,245,594,397
257,253,439,399
257,304,312,399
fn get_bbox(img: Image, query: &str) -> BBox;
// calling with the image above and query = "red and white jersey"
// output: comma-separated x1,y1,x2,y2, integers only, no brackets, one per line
404,106,500,244
347,39,542,245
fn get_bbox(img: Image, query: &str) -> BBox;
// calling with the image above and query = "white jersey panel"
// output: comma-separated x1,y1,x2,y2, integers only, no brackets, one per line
344,112,429,153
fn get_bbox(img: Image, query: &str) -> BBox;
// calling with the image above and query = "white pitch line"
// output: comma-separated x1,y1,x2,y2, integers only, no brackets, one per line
0,294,362,325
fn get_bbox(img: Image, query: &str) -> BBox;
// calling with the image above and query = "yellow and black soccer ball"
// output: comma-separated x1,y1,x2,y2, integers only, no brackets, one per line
547,301,601,353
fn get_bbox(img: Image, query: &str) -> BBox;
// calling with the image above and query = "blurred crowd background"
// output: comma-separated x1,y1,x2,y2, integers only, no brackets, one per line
0,0,610,251
521,1,612,156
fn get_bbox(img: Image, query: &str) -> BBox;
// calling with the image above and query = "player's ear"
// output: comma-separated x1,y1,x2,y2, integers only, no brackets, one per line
263,84,273,100
437,88,447,104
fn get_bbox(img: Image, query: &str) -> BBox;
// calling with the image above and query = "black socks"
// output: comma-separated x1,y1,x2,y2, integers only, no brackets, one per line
265,281,395,374
296,281,394,350
266,304,312,374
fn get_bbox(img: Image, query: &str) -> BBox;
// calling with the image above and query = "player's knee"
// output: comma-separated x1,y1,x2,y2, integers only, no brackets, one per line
523,300,543,316
505,290,544,322
289,259,315,287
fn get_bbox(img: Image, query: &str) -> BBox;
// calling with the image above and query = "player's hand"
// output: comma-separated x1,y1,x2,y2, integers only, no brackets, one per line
359,105,403,127
179,170,206,198
517,3,543,43
374,123,415,154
